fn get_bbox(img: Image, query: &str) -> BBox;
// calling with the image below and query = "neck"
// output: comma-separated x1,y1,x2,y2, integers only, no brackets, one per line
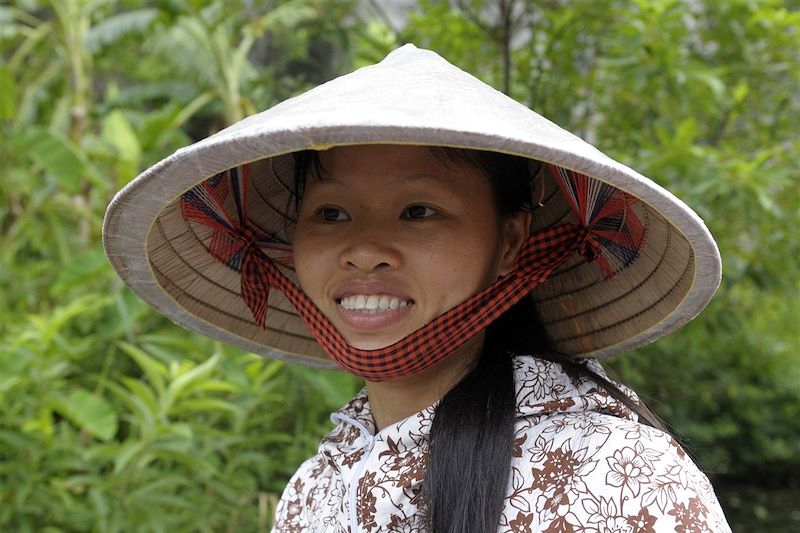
365,333,484,431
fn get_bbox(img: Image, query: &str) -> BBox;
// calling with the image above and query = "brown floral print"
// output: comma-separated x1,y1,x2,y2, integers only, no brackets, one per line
272,356,731,533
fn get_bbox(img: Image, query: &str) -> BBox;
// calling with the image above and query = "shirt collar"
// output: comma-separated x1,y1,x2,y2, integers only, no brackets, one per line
320,355,636,465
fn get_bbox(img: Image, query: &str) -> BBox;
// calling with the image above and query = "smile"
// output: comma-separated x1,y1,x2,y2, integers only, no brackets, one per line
337,294,414,313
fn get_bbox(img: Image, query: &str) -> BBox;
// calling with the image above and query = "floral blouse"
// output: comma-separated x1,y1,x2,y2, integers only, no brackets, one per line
272,356,731,532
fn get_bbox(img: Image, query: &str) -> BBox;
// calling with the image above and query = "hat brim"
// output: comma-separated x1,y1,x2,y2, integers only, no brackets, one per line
103,45,721,369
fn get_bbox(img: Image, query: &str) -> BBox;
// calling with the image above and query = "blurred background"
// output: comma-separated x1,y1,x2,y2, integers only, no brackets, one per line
0,0,797,531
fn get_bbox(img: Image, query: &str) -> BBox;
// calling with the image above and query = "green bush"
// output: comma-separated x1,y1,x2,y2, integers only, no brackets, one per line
0,292,359,531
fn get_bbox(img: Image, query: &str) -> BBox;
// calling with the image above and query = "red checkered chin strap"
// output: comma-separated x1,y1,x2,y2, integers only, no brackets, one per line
180,163,645,382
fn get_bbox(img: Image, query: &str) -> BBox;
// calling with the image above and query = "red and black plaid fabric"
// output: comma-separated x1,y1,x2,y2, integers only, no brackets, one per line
180,163,645,381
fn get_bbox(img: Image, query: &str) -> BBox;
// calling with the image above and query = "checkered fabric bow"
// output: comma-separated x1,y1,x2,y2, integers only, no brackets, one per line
550,164,643,275
180,162,644,380
180,165,293,328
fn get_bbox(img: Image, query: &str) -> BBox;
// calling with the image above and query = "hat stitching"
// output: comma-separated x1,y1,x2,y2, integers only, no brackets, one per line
541,213,671,320
152,264,314,343
250,177,298,225
535,208,656,305
151,218,302,325
177,214,301,311
551,249,695,343
269,157,297,198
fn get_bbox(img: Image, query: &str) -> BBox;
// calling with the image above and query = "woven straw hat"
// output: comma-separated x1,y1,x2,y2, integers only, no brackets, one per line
102,44,721,371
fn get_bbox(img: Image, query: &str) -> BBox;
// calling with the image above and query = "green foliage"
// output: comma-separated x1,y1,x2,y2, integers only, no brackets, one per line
0,294,359,530
0,0,362,530
0,0,797,530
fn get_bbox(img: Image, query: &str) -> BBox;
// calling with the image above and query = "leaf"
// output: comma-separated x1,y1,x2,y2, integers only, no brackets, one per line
0,375,22,395
86,8,160,53
89,487,110,518
509,466,523,491
102,378,156,437
0,428,37,451
509,494,531,513
10,128,101,193
52,249,111,295
0,6,15,26
120,377,159,421
184,379,240,394
288,365,360,408
52,389,118,442
692,71,726,103
733,82,749,104
0,64,18,120
674,118,698,146
162,353,221,414
101,109,142,185
112,439,147,474
118,342,167,395
170,397,242,418
137,92,213,150
258,0,316,31
582,496,599,515
102,110,141,162
21,295,110,349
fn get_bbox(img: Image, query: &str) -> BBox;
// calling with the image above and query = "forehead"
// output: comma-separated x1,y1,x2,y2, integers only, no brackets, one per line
308,144,490,192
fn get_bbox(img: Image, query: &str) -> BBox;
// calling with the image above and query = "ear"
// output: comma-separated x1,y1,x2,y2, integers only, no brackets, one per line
498,210,532,277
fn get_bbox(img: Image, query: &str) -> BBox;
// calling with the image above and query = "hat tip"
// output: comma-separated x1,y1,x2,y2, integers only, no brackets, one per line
383,42,437,62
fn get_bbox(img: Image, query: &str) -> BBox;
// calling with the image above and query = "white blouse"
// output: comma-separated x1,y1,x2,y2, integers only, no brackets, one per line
272,356,731,532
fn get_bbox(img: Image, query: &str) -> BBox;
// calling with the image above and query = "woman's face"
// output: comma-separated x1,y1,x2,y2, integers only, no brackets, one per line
293,144,529,351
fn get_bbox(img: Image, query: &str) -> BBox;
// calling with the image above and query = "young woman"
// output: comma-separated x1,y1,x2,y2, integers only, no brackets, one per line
103,45,731,532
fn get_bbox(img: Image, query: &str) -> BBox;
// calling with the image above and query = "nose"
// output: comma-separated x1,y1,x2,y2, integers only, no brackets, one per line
339,227,403,273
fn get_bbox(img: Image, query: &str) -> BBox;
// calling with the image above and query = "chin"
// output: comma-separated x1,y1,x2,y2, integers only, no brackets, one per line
347,336,402,351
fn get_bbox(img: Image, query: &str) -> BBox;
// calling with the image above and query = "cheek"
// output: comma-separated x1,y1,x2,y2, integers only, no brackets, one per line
292,227,325,296
422,228,503,298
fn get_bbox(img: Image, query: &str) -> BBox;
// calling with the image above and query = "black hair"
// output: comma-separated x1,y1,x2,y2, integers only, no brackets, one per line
291,146,664,533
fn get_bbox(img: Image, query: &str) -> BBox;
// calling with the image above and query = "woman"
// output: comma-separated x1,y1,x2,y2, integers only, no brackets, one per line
103,45,731,532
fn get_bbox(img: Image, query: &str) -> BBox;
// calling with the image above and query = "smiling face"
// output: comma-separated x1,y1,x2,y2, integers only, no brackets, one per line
292,144,529,352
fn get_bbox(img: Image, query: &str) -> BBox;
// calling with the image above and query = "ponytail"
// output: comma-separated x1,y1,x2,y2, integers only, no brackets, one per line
422,296,550,533
423,335,515,533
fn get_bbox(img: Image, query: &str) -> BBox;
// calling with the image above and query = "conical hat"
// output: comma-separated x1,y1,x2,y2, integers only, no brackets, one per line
102,44,721,370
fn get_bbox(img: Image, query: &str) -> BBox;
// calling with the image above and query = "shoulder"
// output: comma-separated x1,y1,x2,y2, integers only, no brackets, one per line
504,413,731,532
272,453,335,532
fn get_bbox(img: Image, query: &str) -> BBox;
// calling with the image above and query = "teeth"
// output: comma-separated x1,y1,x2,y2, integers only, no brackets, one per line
339,294,413,312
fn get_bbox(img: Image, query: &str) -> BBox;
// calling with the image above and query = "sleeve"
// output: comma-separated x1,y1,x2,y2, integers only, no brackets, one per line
501,413,732,533
271,454,328,533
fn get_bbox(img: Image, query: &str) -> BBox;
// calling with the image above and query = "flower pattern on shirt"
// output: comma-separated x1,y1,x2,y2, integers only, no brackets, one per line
272,356,731,532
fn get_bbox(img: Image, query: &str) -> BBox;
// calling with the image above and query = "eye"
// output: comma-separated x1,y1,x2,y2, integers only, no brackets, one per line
314,206,350,222
403,204,438,219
